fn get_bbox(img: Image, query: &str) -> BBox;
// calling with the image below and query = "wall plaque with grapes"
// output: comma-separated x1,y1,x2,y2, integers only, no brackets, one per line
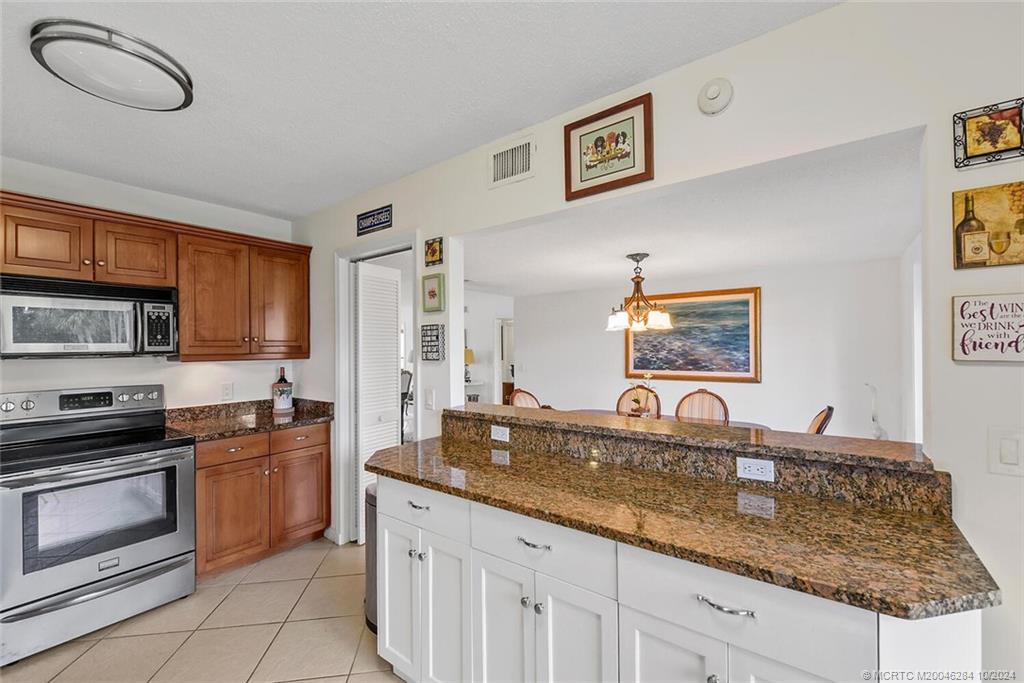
953,98,1023,169
953,181,1024,269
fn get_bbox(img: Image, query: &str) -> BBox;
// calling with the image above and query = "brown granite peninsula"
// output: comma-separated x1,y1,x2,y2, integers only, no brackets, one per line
365,406,999,620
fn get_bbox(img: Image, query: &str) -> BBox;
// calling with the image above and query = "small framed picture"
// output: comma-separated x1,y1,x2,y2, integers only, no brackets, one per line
953,293,1024,362
420,323,446,361
425,237,443,267
953,98,1023,168
422,273,445,313
952,181,1024,269
564,92,653,201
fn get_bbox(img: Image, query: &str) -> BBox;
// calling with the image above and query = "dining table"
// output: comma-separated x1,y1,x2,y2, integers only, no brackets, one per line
571,408,771,431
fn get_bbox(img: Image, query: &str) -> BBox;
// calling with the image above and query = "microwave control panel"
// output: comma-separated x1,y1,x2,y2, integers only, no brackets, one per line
143,303,176,352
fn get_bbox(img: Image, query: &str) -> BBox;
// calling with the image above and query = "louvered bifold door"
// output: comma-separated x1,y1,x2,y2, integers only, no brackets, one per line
352,261,402,543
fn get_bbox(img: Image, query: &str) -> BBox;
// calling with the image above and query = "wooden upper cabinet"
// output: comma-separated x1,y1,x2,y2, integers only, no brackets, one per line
196,456,271,574
94,221,177,287
178,234,251,357
270,444,329,546
0,205,94,280
250,246,310,357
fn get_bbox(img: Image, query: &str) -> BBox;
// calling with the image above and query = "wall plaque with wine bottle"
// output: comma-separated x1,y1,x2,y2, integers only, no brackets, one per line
953,181,1024,269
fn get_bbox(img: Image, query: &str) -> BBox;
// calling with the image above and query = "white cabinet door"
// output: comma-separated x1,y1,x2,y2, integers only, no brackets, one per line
420,530,472,683
620,606,728,683
729,646,830,683
535,573,618,683
378,514,421,678
473,550,536,683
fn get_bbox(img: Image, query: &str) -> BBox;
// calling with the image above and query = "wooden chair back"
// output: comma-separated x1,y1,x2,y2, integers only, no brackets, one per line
509,389,542,409
675,389,729,425
616,386,662,418
807,406,835,435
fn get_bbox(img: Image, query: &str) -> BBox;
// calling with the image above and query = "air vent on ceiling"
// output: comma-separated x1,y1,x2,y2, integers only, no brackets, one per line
488,135,535,188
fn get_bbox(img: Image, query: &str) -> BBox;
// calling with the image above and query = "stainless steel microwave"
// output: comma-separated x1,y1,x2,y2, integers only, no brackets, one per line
0,276,177,358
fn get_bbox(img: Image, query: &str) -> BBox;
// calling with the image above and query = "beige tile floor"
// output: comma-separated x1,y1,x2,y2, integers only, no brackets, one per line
0,539,400,683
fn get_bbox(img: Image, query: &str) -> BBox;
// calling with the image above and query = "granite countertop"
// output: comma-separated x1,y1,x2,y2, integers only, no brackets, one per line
365,436,999,619
167,398,334,442
449,404,932,473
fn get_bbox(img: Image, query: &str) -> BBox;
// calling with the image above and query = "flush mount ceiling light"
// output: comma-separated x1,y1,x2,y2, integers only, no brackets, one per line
605,253,673,333
30,19,193,111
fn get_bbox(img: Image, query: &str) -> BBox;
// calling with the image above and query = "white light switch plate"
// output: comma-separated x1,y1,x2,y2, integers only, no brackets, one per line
988,426,1024,476
220,382,233,401
425,389,435,411
490,425,510,442
736,456,775,482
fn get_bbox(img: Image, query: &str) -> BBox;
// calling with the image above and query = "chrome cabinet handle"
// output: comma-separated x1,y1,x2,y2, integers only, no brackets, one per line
82,258,92,265
295,435,309,441
534,602,544,615
226,446,244,453
520,596,532,608
517,536,551,552
408,501,430,511
408,548,416,559
96,260,105,266
696,594,756,619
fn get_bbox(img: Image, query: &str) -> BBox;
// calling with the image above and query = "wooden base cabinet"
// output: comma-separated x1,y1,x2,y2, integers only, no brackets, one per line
378,514,472,683
197,425,330,575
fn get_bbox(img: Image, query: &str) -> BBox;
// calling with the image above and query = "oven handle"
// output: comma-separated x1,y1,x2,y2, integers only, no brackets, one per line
0,449,194,491
0,554,193,624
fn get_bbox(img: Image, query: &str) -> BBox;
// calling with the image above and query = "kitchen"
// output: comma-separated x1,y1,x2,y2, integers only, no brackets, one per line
2,2,1023,683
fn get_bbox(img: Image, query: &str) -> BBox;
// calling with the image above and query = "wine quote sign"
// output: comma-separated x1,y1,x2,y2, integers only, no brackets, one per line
953,293,1024,362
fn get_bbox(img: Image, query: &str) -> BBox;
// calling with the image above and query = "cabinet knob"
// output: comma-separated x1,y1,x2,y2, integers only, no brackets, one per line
417,552,426,562
253,337,259,342
96,260,105,266
707,676,719,683
82,258,91,265
533,602,544,615
407,548,417,559
263,469,269,476
520,596,532,609
243,337,250,342
273,467,279,473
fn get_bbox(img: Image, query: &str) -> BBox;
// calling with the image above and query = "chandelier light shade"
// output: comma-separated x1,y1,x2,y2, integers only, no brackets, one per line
605,253,673,333
30,19,194,111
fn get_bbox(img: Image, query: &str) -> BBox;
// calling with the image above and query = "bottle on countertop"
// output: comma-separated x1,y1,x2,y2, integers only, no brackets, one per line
272,366,294,416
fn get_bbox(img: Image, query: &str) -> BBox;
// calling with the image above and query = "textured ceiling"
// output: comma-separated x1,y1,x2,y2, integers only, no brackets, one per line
464,129,924,296
1,2,832,218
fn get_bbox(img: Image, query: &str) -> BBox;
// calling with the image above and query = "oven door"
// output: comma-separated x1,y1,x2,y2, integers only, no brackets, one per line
0,294,137,356
0,446,195,609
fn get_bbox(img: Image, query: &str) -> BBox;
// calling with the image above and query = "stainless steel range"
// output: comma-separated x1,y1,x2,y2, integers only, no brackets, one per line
0,385,196,665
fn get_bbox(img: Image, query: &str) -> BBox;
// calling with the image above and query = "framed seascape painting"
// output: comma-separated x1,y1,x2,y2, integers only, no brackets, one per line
625,287,761,383
953,98,1023,168
564,92,653,201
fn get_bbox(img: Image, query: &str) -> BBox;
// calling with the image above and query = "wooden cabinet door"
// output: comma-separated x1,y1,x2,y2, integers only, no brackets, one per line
270,444,329,546
0,205,94,280
472,549,537,683
196,456,270,574
94,221,176,287
249,246,309,357
536,573,618,683
420,530,472,683
619,606,728,683
178,235,251,357
379,514,421,679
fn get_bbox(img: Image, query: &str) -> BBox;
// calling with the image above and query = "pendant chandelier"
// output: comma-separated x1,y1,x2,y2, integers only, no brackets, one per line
605,253,673,332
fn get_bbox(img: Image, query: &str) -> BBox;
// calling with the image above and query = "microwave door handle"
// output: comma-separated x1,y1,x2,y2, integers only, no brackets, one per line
134,302,144,353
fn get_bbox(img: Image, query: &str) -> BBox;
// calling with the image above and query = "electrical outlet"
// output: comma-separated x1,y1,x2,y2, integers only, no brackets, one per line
736,456,775,482
491,449,510,465
490,425,510,442
220,382,233,401
737,491,776,519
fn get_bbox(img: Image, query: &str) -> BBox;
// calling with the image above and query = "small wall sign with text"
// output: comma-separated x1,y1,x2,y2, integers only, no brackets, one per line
421,323,446,361
356,204,393,236
953,293,1024,362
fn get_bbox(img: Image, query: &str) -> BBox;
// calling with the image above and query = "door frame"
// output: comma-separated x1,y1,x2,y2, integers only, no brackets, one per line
331,237,419,544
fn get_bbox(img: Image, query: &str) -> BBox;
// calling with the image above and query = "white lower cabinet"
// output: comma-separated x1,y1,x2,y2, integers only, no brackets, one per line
472,550,618,683
377,513,471,683
728,646,829,683
620,606,728,683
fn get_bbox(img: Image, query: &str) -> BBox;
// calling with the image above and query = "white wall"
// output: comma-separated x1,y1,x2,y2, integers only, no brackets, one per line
295,4,1023,668
464,288,514,404
0,158,300,407
515,259,904,438
900,234,925,442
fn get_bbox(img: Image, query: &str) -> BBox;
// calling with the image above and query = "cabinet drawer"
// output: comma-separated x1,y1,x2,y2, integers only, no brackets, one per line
471,502,617,599
271,422,329,453
377,477,470,544
617,543,876,682
197,433,270,468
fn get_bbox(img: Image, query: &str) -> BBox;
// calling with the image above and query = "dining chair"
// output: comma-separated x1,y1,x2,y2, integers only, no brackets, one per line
509,389,551,409
616,386,662,418
807,406,835,435
675,389,729,425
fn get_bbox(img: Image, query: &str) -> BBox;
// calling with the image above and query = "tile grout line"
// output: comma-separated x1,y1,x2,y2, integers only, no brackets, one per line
245,575,313,683
44,637,101,683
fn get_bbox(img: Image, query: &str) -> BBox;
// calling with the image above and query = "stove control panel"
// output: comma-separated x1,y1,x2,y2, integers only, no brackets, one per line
0,385,164,422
